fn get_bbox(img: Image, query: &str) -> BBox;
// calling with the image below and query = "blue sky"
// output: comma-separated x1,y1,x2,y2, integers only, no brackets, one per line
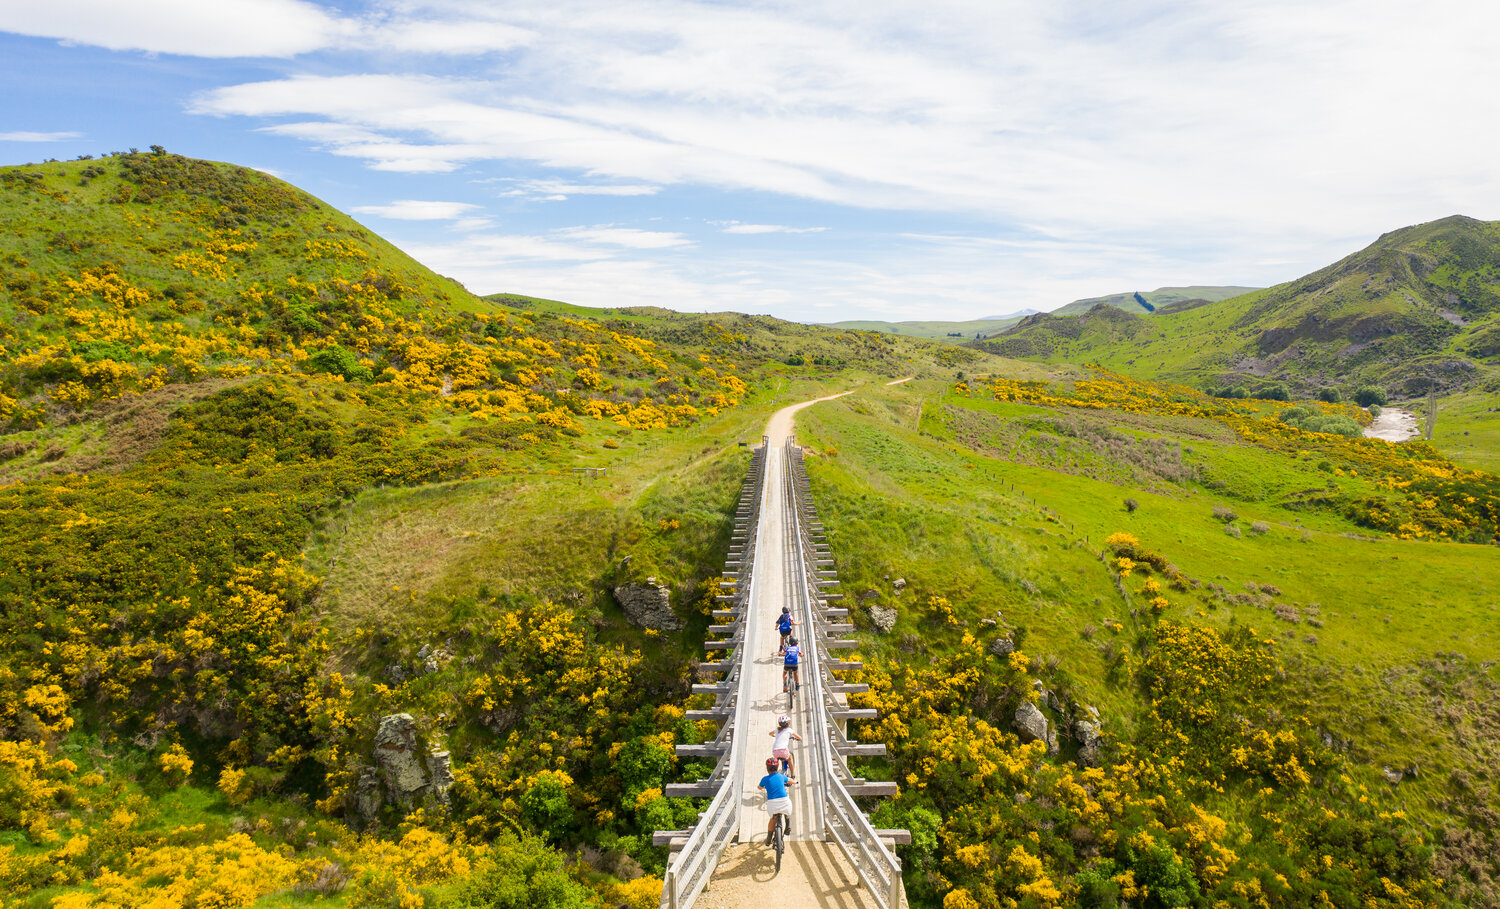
3,0,1498,322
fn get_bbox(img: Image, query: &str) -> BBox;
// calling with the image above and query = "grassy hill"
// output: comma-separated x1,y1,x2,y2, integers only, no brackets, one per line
822,287,1256,343
2,153,1498,909
983,218,1500,397
823,310,1038,341
798,371,1500,907
979,218,1500,469
1050,285,1260,317
0,152,1029,909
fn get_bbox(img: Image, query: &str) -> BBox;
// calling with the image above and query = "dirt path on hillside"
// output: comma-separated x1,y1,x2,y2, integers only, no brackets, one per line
1364,407,1421,442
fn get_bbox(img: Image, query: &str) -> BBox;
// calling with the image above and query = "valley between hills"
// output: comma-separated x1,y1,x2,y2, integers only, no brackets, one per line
1,153,1497,909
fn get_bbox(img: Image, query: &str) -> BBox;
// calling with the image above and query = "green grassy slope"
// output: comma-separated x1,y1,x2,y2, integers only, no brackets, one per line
1050,285,1260,317
0,152,1039,909
822,314,1033,341
796,375,1500,907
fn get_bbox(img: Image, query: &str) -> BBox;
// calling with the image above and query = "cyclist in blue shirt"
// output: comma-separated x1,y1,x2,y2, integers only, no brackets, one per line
775,607,798,655
758,756,794,843
782,636,801,693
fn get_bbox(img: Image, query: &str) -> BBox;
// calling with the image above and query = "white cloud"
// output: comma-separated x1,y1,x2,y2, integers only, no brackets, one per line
553,226,692,249
352,200,481,220
0,130,83,142
500,179,660,200
0,0,351,57
360,17,532,55
183,0,1500,248
720,223,827,234
26,0,1497,317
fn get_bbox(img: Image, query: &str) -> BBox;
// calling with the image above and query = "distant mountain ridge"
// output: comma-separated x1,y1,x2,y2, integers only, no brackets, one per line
980,216,1500,399
824,289,1257,343
1051,285,1261,317
824,310,1039,340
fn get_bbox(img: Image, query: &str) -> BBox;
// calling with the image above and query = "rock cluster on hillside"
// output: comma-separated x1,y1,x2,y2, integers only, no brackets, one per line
613,578,681,631
353,713,452,826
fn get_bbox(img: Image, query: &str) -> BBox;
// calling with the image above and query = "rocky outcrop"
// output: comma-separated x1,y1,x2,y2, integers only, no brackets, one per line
868,605,898,633
416,643,451,675
356,714,454,822
374,713,430,806
1014,701,1057,754
1074,718,1103,767
430,750,453,803
989,635,1015,657
613,578,681,631
353,767,383,825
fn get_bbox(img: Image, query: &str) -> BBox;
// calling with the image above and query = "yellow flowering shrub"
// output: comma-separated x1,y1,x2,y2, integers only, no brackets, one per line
158,744,193,786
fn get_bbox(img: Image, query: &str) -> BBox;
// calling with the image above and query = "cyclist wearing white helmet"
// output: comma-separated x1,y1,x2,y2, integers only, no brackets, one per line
768,714,801,779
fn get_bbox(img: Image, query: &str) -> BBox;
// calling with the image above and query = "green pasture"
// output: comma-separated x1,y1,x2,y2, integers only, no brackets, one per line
796,376,1500,817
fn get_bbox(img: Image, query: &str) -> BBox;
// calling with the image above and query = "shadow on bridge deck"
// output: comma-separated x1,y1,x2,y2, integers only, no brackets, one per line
695,842,896,909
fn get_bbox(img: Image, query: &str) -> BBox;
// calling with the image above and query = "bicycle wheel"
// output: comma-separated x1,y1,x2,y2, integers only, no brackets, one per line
772,816,785,872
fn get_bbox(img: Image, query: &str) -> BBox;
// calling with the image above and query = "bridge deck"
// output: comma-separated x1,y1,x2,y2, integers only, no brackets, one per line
697,843,888,909
665,392,904,909
736,434,823,843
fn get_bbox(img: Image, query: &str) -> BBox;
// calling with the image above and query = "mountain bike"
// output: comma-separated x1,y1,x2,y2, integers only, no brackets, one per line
769,808,789,872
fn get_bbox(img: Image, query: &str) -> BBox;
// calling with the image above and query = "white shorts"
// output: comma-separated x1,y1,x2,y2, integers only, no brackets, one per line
765,797,793,817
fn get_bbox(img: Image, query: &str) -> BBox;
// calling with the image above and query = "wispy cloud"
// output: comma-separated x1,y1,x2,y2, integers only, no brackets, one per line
719,223,827,235
499,179,660,200
0,0,351,57
182,0,1500,244
352,200,481,220
10,0,1500,317
553,226,692,249
0,131,83,142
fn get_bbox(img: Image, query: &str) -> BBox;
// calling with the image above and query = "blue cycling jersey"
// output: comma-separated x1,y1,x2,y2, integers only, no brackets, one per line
760,772,789,800
783,645,800,667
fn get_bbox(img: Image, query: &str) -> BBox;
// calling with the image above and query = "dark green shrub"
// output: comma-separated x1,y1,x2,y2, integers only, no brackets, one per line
307,345,372,382
448,834,590,909
520,773,574,842
615,737,672,803
1354,385,1388,407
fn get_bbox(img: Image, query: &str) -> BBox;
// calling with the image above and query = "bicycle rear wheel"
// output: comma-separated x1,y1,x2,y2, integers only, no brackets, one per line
772,816,785,872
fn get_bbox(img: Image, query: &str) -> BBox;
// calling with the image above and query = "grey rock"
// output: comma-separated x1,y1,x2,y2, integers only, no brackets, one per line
1074,719,1103,767
979,618,997,627
383,663,408,685
430,750,453,803
374,714,429,804
599,850,644,882
1014,701,1057,754
892,577,907,592
868,605,898,633
1382,766,1404,784
989,635,1015,656
613,579,682,631
353,766,383,825
417,644,431,660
